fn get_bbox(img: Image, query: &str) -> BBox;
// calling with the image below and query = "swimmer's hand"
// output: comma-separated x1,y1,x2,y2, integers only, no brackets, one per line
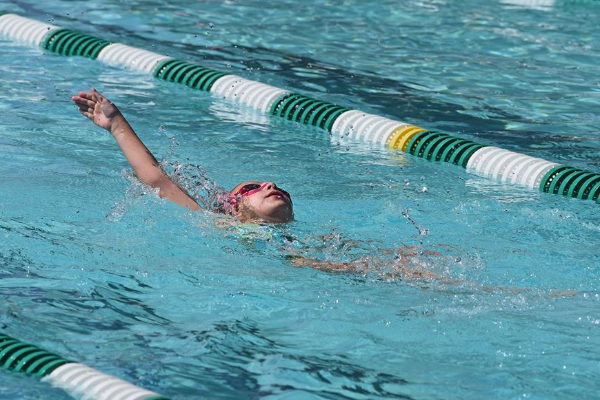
71,88,125,133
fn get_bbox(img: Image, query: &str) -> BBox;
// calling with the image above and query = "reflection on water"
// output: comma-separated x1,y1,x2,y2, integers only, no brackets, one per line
2,0,600,399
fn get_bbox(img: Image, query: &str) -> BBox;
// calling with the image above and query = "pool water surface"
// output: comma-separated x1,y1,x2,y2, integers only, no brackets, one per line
1,0,600,399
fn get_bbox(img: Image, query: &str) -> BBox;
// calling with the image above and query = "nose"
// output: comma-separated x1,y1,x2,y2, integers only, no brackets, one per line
263,182,276,190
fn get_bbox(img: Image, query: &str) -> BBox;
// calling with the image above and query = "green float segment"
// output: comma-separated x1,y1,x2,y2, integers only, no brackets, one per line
406,130,484,167
1,12,600,205
0,333,70,377
270,93,350,131
43,28,110,58
541,166,600,200
153,58,227,91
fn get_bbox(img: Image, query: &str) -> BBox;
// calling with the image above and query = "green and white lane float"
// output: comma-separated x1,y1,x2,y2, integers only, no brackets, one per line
2,12,599,203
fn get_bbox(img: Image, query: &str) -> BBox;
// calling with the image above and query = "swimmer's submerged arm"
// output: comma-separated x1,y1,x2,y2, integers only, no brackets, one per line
290,245,443,279
290,257,357,273
72,89,201,211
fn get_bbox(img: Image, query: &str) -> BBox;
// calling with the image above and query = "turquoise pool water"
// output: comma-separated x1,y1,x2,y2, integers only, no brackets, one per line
1,0,600,399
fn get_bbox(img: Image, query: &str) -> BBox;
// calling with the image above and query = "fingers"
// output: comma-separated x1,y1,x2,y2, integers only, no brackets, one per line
73,89,102,121
78,108,93,120
73,96,94,113
74,91,95,101
91,88,101,102
72,89,102,120
422,250,443,256
72,88,107,106
71,95,95,108
91,88,108,104
76,103,94,114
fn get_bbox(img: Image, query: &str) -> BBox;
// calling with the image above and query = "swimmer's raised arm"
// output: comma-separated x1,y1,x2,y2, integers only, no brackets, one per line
71,89,201,211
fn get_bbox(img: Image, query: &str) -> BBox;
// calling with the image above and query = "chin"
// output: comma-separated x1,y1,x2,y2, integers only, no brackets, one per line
239,200,293,223
262,210,294,224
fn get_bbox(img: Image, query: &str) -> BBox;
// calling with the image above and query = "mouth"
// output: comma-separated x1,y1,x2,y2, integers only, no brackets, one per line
267,190,290,202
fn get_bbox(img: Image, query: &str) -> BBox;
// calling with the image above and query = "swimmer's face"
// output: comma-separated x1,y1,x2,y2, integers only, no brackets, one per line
230,181,294,223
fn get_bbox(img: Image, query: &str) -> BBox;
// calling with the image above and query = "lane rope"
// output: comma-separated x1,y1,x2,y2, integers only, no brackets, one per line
1,12,599,205
0,332,171,400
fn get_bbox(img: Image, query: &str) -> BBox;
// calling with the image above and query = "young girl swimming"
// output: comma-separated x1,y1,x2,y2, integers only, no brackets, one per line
70,89,440,277
71,89,294,224
70,89,579,295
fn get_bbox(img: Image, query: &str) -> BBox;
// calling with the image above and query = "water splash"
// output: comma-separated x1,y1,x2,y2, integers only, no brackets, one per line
107,169,157,222
401,208,429,236
161,160,232,213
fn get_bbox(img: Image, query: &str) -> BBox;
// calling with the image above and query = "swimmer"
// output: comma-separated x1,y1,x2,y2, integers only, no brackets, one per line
69,89,578,296
71,89,294,223
68,90,492,284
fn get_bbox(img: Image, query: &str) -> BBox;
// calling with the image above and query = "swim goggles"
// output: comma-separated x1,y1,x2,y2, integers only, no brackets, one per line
237,182,292,203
